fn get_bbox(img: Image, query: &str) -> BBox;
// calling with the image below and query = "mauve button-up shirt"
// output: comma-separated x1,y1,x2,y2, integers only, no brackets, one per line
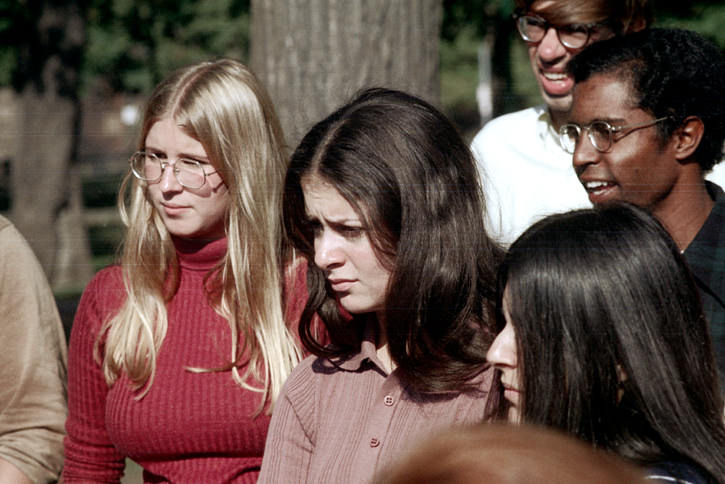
259,323,494,484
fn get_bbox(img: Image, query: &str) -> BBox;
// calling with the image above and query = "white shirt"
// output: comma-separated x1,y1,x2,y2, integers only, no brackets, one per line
707,162,725,189
471,105,591,246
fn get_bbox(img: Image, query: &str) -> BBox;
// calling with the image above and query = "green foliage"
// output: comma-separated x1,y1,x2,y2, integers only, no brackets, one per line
442,0,516,41
81,172,123,208
83,0,250,94
440,25,483,140
655,3,725,47
88,223,124,257
0,1,32,87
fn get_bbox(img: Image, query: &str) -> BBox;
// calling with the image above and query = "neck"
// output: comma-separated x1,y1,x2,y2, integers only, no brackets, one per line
372,312,395,373
654,176,713,250
375,343,396,373
548,107,568,132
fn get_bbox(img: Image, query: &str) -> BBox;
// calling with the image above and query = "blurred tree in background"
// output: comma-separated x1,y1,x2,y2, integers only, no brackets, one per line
82,0,251,95
0,0,93,289
250,0,442,146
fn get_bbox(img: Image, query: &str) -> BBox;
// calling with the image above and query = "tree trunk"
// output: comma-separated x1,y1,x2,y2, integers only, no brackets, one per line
250,0,442,147
10,1,93,290
490,7,516,117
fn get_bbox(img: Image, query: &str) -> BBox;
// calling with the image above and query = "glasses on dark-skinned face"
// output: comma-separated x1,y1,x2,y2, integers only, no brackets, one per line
558,117,671,154
513,13,612,50
130,151,218,189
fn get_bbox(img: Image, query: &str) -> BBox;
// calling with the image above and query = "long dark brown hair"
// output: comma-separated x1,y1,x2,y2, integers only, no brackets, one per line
498,204,725,482
283,88,502,394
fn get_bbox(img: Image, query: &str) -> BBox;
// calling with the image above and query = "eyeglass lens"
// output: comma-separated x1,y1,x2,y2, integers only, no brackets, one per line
517,16,590,49
560,122,613,154
131,152,207,189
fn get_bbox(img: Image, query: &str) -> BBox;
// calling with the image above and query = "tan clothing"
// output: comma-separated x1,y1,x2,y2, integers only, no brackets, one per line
0,216,67,482
259,324,494,484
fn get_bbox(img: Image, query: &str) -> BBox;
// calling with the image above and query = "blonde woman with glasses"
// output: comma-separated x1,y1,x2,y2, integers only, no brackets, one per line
63,59,310,483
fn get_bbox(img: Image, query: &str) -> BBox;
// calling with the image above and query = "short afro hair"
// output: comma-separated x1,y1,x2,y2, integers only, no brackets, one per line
568,28,725,172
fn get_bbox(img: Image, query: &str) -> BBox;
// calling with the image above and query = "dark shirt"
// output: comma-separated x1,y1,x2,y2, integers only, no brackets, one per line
683,181,725,388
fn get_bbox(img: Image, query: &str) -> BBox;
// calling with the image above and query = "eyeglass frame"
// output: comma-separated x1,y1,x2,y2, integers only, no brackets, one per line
129,151,219,189
558,117,672,154
512,12,613,50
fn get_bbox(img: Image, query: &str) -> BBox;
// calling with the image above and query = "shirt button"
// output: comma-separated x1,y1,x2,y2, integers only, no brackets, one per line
370,438,380,447
383,395,394,406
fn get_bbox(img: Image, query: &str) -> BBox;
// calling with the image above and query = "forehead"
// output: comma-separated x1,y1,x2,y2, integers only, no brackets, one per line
145,117,205,153
529,0,610,24
301,175,359,218
570,74,637,121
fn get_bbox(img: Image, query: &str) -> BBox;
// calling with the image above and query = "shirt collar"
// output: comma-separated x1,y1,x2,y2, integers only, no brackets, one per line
685,181,725,255
327,319,386,374
534,105,567,151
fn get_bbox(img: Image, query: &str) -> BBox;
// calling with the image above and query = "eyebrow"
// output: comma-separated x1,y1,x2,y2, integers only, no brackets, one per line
308,214,361,225
568,116,628,125
143,145,210,162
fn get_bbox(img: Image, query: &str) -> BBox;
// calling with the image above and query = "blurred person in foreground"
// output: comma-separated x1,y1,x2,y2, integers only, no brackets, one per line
374,423,647,484
471,0,652,245
564,28,725,386
488,204,725,483
0,216,67,483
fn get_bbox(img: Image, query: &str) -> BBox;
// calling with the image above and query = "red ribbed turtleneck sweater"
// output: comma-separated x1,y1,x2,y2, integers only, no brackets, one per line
63,237,307,483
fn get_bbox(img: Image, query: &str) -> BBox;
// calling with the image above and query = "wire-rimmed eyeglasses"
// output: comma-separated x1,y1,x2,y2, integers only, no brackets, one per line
513,13,612,50
558,117,671,154
130,151,218,189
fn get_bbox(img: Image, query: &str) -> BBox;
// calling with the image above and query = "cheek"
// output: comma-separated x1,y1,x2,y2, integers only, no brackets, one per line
605,150,643,180
204,191,231,221
360,251,391,297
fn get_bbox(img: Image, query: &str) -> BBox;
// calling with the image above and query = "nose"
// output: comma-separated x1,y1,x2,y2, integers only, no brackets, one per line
313,230,344,271
572,130,600,174
486,322,517,369
537,27,567,63
159,161,183,194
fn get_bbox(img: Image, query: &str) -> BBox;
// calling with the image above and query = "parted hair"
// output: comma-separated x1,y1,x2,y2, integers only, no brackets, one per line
568,28,725,171
283,88,502,394
514,0,652,34
498,204,725,482
100,58,301,412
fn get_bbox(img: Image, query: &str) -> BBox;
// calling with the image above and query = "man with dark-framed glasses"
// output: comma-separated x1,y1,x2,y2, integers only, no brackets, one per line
567,28,725,387
471,0,651,245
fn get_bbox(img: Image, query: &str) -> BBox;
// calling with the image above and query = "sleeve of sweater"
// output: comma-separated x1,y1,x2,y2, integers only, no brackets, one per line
0,220,67,483
63,268,126,483
258,357,318,484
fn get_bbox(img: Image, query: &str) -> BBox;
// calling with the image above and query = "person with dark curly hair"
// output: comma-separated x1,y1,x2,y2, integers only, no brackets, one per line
562,28,725,386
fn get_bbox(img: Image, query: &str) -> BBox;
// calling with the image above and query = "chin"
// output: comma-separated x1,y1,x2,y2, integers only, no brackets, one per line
339,297,381,316
507,406,522,424
540,90,574,116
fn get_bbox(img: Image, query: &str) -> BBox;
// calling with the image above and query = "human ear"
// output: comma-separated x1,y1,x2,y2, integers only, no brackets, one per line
672,116,705,163
626,17,648,33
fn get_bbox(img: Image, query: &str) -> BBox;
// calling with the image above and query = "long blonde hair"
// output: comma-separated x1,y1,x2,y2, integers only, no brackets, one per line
99,58,301,412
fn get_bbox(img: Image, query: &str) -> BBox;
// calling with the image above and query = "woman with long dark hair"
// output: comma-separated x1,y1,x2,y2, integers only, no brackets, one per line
259,88,502,483
487,203,725,483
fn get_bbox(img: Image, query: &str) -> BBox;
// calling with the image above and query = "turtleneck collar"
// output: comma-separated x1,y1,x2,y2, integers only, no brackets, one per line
172,236,227,271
